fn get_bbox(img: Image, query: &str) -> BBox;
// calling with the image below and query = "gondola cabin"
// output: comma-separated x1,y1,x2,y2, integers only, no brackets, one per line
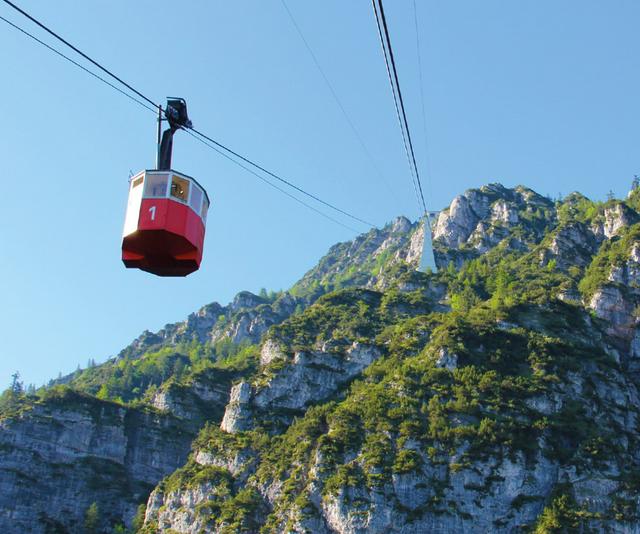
122,170,210,276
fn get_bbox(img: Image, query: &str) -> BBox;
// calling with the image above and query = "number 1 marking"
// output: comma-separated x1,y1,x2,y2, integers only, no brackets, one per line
149,206,156,220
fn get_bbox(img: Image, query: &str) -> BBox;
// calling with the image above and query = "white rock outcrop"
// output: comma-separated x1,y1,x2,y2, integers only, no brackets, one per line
220,382,253,433
253,343,382,411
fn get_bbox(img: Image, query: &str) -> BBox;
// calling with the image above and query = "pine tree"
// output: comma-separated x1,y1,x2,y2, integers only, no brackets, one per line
132,503,147,531
10,372,23,395
0,372,23,412
83,502,99,533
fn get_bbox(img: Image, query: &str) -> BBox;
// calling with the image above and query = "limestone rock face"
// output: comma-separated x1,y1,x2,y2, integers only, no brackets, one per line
0,394,194,533
194,447,252,479
434,193,484,247
434,184,553,254
434,347,458,370
260,338,286,366
145,483,211,534
405,220,427,265
220,382,253,433
115,292,300,361
230,291,266,312
179,302,226,344
263,346,640,534
592,203,638,239
13,183,640,534
152,388,190,417
141,346,640,533
219,342,383,435
609,243,640,286
253,343,381,413
314,449,559,534
491,198,519,224
151,378,230,421
589,285,637,342
540,222,598,270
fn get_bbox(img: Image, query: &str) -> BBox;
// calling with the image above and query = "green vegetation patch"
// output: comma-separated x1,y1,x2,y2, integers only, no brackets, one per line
270,288,385,352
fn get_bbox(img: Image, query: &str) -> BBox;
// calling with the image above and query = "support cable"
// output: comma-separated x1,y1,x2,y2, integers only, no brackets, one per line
371,0,427,215
412,0,434,209
371,1,421,215
280,0,399,205
376,0,427,213
0,0,374,230
1,0,158,109
0,14,156,114
181,127,359,232
189,126,375,228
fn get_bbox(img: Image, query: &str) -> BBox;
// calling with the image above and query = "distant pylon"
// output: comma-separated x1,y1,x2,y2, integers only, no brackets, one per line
418,213,437,273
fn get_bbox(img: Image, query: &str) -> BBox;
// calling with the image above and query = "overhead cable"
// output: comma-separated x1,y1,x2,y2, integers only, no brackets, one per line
280,0,399,205
371,1,422,214
412,0,434,205
189,126,375,228
1,0,158,109
181,127,359,232
371,0,427,215
0,0,374,230
0,14,156,114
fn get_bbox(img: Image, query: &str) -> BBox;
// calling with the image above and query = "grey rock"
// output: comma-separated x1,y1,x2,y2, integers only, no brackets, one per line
589,285,636,341
0,396,194,533
434,193,482,248
253,343,382,413
544,222,598,270
260,338,286,366
434,347,458,370
592,203,638,239
220,382,253,434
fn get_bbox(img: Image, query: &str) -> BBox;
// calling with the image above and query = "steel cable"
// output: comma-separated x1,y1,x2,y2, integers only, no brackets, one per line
1,0,374,230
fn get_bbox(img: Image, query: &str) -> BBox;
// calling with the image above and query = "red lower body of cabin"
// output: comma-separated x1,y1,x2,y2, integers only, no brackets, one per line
122,198,206,277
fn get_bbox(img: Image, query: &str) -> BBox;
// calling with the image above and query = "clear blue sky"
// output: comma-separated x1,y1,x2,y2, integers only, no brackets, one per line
1,0,638,387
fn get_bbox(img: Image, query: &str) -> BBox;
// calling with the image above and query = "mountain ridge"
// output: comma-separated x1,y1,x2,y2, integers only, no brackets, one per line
3,182,640,533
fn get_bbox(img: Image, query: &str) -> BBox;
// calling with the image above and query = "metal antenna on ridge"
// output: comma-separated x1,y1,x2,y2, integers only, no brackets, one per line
418,212,438,274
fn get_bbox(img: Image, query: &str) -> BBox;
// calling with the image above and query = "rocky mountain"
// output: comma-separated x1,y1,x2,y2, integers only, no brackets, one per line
3,182,640,533
0,390,195,532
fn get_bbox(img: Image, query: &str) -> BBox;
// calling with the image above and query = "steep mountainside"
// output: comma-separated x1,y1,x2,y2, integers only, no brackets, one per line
3,183,640,533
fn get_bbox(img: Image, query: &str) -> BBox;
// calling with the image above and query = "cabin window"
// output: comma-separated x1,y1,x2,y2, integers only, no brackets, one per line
131,176,144,189
144,174,168,198
190,185,203,213
201,199,209,222
170,175,190,202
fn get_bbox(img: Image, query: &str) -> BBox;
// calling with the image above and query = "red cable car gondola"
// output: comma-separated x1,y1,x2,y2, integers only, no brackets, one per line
121,98,210,276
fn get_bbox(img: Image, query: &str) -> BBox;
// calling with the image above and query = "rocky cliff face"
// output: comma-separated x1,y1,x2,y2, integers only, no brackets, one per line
0,391,195,533
5,182,640,533
118,291,300,362
220,341,382,434
433,183,555,255
143,300,640,533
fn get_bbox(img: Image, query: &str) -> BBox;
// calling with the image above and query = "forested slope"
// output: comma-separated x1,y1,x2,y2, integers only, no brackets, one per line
3,183,640,533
